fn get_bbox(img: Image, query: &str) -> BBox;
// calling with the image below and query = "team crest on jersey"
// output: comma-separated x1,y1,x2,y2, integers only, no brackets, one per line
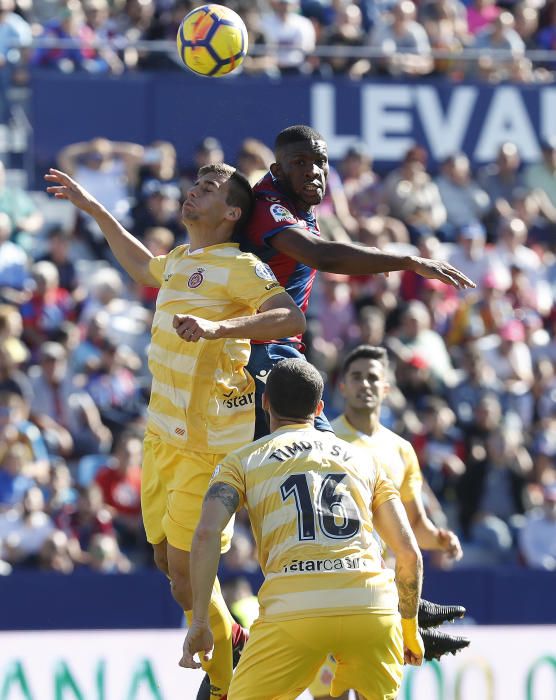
188,268,205,289
269,203,295,223
255,262,277,281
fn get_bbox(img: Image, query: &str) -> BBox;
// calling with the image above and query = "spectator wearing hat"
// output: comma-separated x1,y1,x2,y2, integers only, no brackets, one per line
524,137,556,208
434,154,490,239
519,484,556,570
132,179,183,241
0,212,29,306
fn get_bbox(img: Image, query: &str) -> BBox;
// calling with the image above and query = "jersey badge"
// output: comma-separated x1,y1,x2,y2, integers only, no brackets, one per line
188,268,205,289
255,262,277,281
270,203,295,223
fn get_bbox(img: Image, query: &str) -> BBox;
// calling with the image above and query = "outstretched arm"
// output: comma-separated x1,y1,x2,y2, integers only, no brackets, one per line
45,169,159,286
271,227,475,290
179,482,240,669
173,292,306,343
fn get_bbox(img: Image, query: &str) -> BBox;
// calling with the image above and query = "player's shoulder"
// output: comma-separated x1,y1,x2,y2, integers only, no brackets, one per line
377,424,414,453
229,251,277,280
165,244,189,260
252,174,299,223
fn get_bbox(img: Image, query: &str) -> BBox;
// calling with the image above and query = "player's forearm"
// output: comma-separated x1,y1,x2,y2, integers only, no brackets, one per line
412,517,442,551
190,525,222,624
317,242,414,275
89,205,156,285
218,306,306,341
395,549,423,619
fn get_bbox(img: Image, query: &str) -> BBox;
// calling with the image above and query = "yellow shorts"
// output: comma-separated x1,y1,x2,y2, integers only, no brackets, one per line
228,613,403,700
141,430,233,552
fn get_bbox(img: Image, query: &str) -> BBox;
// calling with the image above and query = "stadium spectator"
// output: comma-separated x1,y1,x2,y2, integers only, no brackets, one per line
472,11,525,54
434,154,490,236
0,162,43,248
58,137,144,257
519,484,556,570
37,529,75,573
369,0,433,76
447,222,492,295
20,261,74,353
132,179,183,241
259,0,316,75
466,0,500,35
235,138,274,187
0,342,31,399
0,485,55,567
28,342,112,458
94,431,145,558
524,136,556,207
137,140,179,194
0,212,29,306
477,143,526,227
382,146,447,241
87,531,131,572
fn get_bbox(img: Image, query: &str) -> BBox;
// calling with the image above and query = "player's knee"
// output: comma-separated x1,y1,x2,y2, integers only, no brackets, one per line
152,543,169,576
169,567,193,610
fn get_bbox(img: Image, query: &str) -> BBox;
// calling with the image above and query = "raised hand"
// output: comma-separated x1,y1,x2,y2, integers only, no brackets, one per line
44,168,100,216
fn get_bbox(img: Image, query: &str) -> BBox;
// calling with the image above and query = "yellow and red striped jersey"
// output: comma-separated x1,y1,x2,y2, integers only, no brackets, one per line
147,242,284,453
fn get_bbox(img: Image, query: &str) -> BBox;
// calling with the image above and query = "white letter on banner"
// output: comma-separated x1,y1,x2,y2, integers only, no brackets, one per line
474,86,539,162
539,87,556,145
362,85,414,160
311,84,359,160
414,85,478,160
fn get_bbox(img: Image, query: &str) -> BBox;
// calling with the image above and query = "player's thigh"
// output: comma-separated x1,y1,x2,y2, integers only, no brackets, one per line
141,431,172,546
163,450,233,553
332,613,403,700
228,617,331,700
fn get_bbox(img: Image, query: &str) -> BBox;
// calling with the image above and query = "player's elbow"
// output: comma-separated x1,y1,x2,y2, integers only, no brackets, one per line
194,520,223,546
396,542,422,572
284,305,306,336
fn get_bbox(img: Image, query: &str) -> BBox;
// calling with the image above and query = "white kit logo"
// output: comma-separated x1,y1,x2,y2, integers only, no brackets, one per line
269,203,294,223
254,262,277,281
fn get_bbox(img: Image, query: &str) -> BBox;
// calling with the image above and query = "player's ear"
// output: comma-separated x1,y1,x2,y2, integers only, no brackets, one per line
383,380,391,396
226,205,242,222
270,162,281,179
314,399,324,417
262,391,269,412
338,380,346,398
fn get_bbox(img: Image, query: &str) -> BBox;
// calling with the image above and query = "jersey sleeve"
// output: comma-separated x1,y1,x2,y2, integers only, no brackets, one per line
248,197,301,248
228,253,287,311
372,465,400,511
148,255,168,285
209,452,246,510
398,441,423,503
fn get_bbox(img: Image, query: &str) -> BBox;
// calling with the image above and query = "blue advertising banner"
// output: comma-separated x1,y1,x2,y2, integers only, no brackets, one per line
31,72,556,172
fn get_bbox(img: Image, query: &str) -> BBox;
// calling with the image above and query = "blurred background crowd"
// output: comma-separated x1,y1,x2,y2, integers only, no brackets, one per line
1,0,556,82
1,126,556,608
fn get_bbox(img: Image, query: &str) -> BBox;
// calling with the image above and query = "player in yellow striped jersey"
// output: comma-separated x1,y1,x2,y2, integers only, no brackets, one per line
45,164,305,700
181,358,424,699
310,344,463,700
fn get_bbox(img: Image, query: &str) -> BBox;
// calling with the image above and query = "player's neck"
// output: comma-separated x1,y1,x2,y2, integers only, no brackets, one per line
270,415,313,432
187,225,234,252
344,407,380,437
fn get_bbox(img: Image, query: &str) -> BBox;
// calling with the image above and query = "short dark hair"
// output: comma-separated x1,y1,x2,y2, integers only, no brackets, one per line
342,345,388,376
274,125,325,154
266,359,323,420
198,163,254,234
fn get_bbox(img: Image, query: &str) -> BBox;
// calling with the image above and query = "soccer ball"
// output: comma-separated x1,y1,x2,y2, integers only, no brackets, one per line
176,4,248,78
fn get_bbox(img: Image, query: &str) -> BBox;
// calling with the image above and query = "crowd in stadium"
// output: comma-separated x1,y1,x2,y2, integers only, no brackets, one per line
1,0,556,80
0,129,556,586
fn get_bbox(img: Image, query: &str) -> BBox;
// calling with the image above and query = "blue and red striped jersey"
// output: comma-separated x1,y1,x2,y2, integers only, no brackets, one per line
242,173,319,344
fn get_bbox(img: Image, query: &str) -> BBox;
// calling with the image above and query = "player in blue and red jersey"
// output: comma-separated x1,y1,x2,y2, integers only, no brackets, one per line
242,125,475,438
